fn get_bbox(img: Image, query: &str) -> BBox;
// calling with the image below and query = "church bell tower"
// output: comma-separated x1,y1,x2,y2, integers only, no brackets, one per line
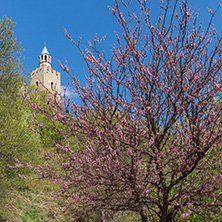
30,43,61,97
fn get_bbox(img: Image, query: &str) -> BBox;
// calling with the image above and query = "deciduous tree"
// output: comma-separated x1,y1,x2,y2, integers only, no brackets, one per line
22,1,222,221
0,16,39,208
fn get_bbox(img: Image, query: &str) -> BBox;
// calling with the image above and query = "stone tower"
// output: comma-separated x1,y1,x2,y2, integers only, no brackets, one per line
30,43,61,97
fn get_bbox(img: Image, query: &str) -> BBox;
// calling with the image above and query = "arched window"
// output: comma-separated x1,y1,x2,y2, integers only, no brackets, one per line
36,81,38,87
45,55,47,61
41,55,43,60
51,82,54,90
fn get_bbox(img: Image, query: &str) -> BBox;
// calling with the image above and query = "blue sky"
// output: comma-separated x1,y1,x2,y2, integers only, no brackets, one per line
1,0,222,97
1,0,119,93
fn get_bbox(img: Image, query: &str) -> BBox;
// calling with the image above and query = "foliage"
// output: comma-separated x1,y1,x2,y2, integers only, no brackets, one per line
0,16,41,218
0,16,23,95
0,16,22,185
20,0,222,221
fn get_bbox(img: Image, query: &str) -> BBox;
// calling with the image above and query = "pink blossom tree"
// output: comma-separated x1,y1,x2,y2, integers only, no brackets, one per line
20,0,222,221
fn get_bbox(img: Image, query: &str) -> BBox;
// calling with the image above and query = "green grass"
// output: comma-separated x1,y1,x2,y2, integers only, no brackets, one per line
0,180,66,222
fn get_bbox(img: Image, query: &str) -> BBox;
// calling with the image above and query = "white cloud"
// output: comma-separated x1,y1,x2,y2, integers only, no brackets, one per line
61,85,78,98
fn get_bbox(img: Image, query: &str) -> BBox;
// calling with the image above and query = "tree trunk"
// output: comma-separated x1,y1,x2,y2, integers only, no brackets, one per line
160,194,169,222
139,209,148,222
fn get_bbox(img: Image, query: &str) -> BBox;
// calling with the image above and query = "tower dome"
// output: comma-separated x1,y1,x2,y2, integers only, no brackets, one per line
39,42,51,65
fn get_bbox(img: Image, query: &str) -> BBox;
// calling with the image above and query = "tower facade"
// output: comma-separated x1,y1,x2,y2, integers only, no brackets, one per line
30,44,61,97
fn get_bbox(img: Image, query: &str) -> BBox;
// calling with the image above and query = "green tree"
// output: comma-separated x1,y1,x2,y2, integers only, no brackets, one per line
0,17,40,217
0,16,23,96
